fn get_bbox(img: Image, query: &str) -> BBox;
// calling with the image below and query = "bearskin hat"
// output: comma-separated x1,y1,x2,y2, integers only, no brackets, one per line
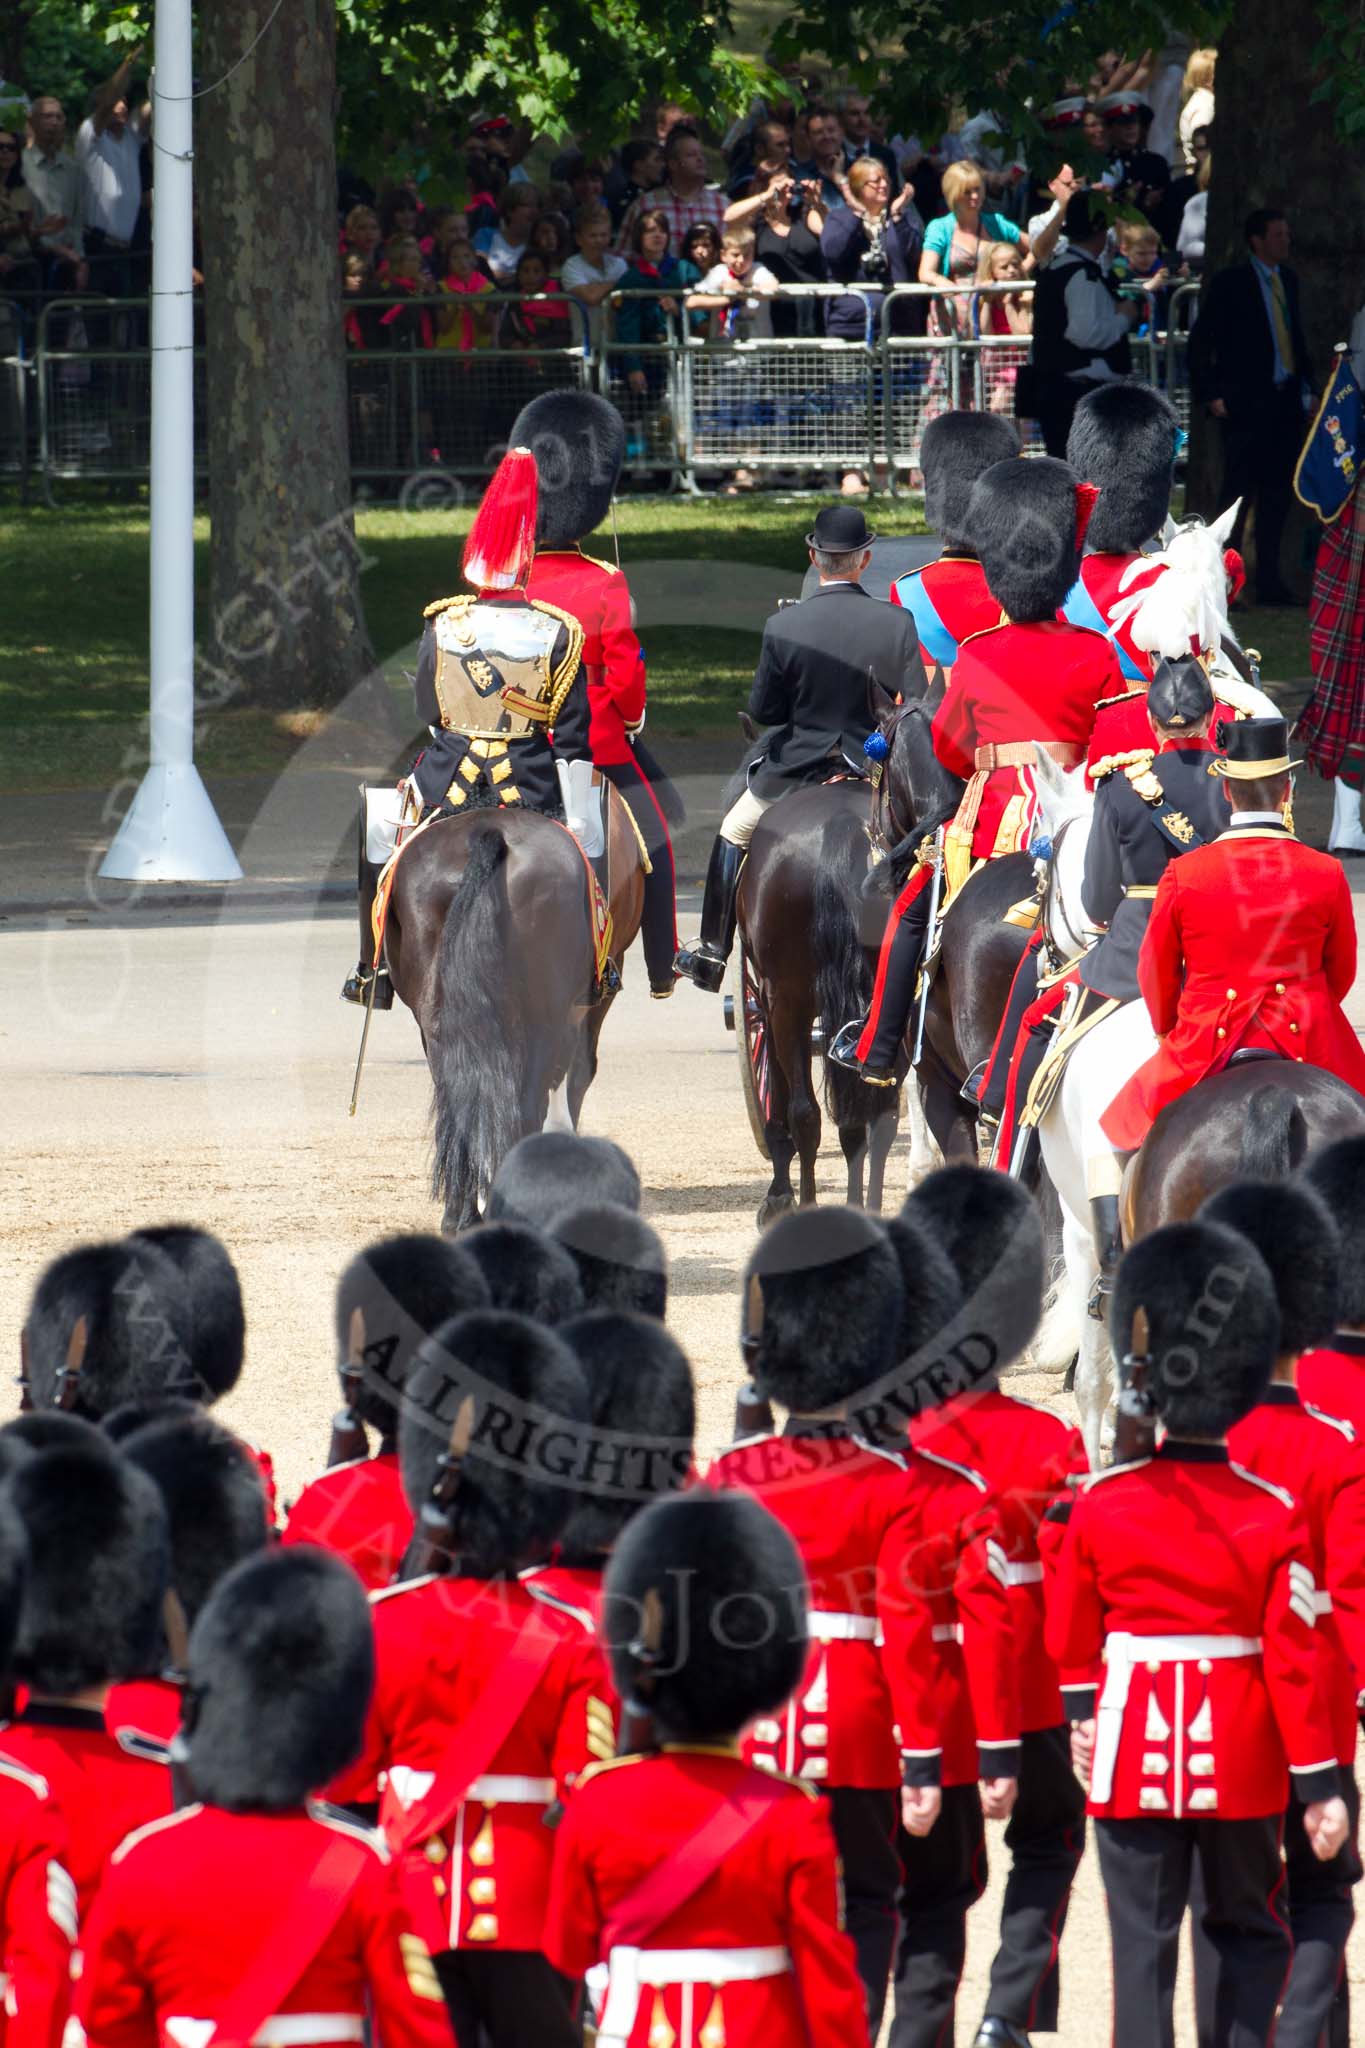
181,1548,373,1813
121,1413,270,1634
7,1442,169,1693
920,412,1021,553
1066,380,1178,555
0,1410,105,1455
487,1131,642,1229
459,1222,585,1325
552,1204,668,1320
400,1310,591,1575
603,1492,807,1742
101,1395,203,1443
508,390,625,548
969,456,1086,623
127,1225,245,1400
1110,1220,1279,1437
1301,1137,1365,1325
902,1166,1044,1374
335,1234,491,1437
1199,1180,1341,1360
879,1212,967,1381
556,1310,695,1562
23,1238,196,1420
746,1207,904,1413
0,1491,27,1683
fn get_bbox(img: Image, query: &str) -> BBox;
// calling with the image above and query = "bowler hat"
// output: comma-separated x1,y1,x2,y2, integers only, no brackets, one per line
1211,715,1301,778
806,505,877,551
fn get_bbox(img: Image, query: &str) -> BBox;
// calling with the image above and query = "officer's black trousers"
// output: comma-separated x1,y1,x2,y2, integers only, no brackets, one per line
1190,1767,1361,2048
985,1724,1087,2030
828,1786,901,2041
980,939,1042,1120
601,757,678,991
1095,1814,1288,2048
865,889,933,1071
890,1782,988,2048
434,1949,578,2048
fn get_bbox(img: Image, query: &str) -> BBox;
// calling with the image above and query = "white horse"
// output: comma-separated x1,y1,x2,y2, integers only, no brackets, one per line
1110,502,1279,723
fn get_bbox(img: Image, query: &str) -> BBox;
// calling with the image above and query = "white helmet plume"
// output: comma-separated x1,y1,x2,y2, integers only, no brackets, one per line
1107,502,1243,661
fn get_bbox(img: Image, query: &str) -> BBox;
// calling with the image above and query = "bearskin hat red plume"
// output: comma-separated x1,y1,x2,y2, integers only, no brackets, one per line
463,446,539,590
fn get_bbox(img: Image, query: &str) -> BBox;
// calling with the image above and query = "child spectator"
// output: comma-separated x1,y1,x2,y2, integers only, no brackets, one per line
378,185,429,258
974,239,1033,414
377,234,436,346
561,201,627,347
530,210,571,269
499,248,573,349
479,181,541,284
1111,218,1179,333
680,220,721,333
689,224,778,339
436,234,495,348
341,202,382,282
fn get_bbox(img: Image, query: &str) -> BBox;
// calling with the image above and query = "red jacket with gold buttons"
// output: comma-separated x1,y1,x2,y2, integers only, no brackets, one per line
281,1452,413,1595
889,555,1001,676
525,550,645,766
1102,822,1365,1152
1047,1442,1339,1819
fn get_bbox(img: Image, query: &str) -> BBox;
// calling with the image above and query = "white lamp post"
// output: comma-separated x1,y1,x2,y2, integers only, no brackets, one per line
100,0,241,883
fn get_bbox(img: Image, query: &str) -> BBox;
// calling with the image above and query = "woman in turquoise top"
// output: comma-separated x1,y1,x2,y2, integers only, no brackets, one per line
918,160,1032,339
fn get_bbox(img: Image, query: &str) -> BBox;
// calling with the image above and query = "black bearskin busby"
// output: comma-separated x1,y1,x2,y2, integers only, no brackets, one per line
335,1233,491,1437
879,1212,966,1378
460,1222,585,1325
902,1166,1044,1374
746,1207,905,1413
603,1492,807,1742
508,390,625,548
1110,1221,1280,1437
399,1309,591,1575
1066,380,1178,556
127,1225,245,1400
920,412,1021,554
552,1204,668,1320
968,456,1086,623
180,1548,374,1812
1199,1181,1341,1360
1301,1136,1365,1326
0,1410,105,1455
486,1131,642,1230
7,1442,169,1692
101,1395,203,1443
0,1494,28,1681
23,1238,196,1420
556,1310,695,1562
121,1412,270,1632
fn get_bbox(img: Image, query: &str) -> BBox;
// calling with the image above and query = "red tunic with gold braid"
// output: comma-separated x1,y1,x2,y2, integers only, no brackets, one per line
545,1748,871,2048
0,1753,74,2048
526,549,645,766
889,555,1002,676
281,1452,413,1595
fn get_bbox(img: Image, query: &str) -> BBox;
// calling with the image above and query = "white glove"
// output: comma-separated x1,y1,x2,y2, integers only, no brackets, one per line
556,758,605,859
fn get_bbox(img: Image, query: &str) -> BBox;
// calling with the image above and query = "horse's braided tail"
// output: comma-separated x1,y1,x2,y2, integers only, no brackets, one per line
430,827,523,1224
813,854,886,1127
1237,1084,1309,1180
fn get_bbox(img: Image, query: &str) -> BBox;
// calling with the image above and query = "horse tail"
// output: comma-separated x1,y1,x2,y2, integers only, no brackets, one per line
813,860,885,1126
1237,1084,1309,1180
429,826,523,1222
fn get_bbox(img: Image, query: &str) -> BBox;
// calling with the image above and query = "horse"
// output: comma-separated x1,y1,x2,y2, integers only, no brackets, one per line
382,796,645,1230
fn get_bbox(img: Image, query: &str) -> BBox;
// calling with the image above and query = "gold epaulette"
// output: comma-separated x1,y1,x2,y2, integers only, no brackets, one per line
1091,746,1154,782
956,613,1010,650
1123,757,1165,803
1094,686,1146,711
576,1753,649,1789
423,592,469,619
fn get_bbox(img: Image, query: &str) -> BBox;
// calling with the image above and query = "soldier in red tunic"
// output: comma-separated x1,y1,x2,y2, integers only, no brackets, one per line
1297,1136,1365,1434
20,1237,194,1422
0,1438,173,1926
904,1169,1089,2048
707,1206,965,2036
836,456,1124,1086
282,1234,491,1591
0,1481,75,2048
78,1547,457,2048
888,412,1019,677
1060,380,1179,686
1199,1180,1365,2048
513,390,681,997
1102,715,1365,1154
328,1310,614,2048
106,1411,270,1745
544,1489,872,2048
1048,1220,1350,2048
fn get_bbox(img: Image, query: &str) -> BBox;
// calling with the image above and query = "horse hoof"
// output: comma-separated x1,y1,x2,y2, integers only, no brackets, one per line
757,1193,796,1229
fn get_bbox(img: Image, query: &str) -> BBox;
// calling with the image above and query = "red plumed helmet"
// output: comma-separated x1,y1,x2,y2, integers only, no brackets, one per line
463,447,539,590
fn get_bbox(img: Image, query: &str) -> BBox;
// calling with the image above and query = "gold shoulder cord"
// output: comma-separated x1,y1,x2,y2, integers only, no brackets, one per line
423,592,473,621
531,596,588,723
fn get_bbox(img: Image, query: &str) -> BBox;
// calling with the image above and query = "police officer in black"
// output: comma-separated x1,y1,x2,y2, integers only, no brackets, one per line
676,505,927,992
1027,192,1141,457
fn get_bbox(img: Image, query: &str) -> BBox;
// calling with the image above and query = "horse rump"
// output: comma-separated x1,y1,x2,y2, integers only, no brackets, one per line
1237,1083,1309,1180
430,825,525,1227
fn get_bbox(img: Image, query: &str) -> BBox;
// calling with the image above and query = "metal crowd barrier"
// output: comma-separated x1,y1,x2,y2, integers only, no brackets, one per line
4,276,1198,502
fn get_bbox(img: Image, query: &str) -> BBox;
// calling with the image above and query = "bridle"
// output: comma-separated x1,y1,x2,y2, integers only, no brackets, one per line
1036,812,1101,979
868,699,930,858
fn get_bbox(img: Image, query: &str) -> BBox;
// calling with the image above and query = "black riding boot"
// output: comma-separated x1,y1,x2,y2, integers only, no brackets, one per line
340,851,394,1009
1087,1195,1123,1321
858,894,932,1082
675,838,744,993
978,941,1042,1121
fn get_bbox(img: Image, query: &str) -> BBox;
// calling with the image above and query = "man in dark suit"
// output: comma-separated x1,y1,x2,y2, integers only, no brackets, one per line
675,505,927,991
1189,207,1314,604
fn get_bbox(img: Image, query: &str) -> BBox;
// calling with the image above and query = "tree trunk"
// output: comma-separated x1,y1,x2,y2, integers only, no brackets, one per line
1187,0,1365,519
198,0,378,713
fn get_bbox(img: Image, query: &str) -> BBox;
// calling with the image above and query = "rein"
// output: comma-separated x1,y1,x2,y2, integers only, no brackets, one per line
870,699,937,859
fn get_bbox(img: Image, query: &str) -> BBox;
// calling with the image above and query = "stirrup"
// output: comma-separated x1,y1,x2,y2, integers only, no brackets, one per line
1087,1271,1114,1322
592,959,623,1002
676,943,726,993
341,965,393,1011
960,1058,990,1109
826,1018,868,1072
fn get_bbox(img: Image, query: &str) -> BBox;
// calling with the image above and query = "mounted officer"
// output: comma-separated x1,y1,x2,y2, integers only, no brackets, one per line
675,505,927,993
340,448,596,1008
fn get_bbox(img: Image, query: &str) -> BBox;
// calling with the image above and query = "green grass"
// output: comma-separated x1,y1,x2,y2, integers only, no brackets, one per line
0,492,1311,790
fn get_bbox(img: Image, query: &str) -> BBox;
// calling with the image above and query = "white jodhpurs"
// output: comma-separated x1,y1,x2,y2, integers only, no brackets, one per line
1063,995,1159,1198
720,787,776,848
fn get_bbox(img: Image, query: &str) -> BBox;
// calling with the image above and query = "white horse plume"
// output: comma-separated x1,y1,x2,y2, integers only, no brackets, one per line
1106,501,1279,720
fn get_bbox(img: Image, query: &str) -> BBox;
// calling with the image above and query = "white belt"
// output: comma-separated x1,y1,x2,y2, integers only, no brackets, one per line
808,1610,879,1642
469,1774,555,1804
932,1622,964,1644
165,2019,365,2048
1092,1633,1262,1805
596,1945,790,2048
1006,1561,1044,1587
1315,1591,1334,1616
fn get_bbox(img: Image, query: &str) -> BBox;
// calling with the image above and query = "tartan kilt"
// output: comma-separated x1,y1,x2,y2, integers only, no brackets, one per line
1298,482,1365,786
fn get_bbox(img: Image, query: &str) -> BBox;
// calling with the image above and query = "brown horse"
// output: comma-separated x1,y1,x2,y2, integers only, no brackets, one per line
383,795,645,1229
1123,1063,1365,1237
